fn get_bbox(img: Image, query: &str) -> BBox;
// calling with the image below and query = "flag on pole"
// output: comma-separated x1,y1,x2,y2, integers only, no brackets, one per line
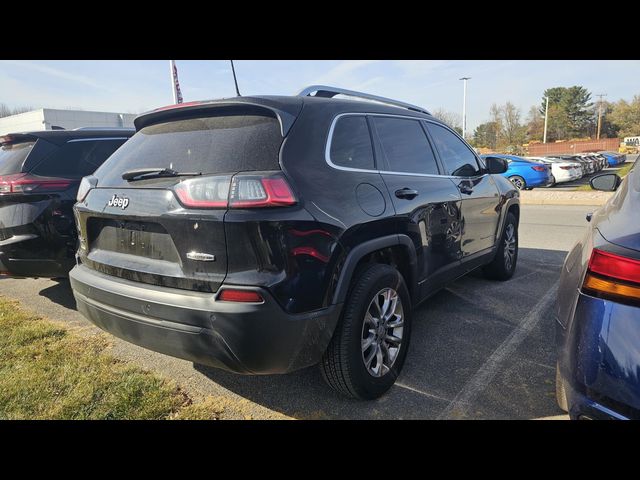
169,60,183,104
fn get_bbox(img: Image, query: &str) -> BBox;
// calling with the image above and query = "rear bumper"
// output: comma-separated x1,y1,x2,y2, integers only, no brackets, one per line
69,264,341,374
526,174,550,187
557,292,640,420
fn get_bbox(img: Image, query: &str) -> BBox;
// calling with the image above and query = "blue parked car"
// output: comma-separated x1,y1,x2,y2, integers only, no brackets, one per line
481,154,550,190
598,151,625,167
556,158,640,419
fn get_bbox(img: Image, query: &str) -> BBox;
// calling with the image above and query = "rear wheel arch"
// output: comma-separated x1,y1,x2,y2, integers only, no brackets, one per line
332,235,418,306
507,203,520,225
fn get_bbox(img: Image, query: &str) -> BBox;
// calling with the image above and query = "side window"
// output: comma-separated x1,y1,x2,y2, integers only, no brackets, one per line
81,139,127,174
329,116,374,170
32,139,127,178
426,123,481,177
372,117,439,175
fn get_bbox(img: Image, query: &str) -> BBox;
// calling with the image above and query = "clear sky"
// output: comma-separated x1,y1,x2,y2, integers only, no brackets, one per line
1,60,639,132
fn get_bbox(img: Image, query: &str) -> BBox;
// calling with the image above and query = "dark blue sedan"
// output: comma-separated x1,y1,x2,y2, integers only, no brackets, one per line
481,154,550,190
556,158,640,419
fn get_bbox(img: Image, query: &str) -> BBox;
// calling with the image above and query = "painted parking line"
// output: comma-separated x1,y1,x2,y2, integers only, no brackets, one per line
436,280,560,419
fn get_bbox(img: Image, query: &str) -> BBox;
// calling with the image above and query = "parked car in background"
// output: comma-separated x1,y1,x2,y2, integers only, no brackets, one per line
598,151,626,167
69,86,521,400
587,153,608,171
556,157,640,419
527,156,582,186
578,154,602,172
0,129,134,278
550,155,592,175
481,153,550,190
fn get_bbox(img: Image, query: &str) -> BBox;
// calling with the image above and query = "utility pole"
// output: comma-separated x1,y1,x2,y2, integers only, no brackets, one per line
596,93,607,140
543,96,549,143
459,77,471,138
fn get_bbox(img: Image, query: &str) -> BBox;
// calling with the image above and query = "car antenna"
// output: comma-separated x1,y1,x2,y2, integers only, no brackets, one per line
230,60,241,96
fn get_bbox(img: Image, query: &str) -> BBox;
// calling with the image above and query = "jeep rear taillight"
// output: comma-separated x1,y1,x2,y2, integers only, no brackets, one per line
173,175,231,208
173,172,296,209
229,175,296,208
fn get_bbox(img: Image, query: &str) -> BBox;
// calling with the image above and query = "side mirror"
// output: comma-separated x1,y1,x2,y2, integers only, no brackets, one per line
590,173,622,192
485,157,508,174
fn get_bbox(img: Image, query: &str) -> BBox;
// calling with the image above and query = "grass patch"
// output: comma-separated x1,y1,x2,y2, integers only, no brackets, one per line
575,162,635,191
0,297,223,420
616,162,635,178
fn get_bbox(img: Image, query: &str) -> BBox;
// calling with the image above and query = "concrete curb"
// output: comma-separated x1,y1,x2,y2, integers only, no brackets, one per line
519,190,614,206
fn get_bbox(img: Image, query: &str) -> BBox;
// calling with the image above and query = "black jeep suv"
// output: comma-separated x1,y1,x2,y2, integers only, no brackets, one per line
69,86,519,399
0,129,133,278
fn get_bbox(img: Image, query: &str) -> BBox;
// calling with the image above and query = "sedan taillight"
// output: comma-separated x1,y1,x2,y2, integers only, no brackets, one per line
531,165,546,172
582,248,640,305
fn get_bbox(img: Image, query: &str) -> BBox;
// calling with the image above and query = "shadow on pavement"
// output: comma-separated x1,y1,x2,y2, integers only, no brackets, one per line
194,247,569,419
38,278,77,310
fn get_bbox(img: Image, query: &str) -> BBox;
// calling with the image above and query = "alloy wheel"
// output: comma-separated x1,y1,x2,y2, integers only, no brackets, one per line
361,288,404,378
503,223,516,271
510,177,524,190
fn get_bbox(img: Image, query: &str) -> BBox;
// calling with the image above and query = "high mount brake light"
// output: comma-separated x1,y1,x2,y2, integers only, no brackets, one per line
582,249,640,304
173,173,296,209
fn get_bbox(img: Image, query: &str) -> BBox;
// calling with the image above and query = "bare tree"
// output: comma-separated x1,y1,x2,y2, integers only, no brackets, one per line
432,108,462,132
501,101,523,146
0,103,33,118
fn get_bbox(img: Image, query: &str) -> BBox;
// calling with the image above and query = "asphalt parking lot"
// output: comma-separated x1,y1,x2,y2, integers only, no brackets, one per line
0,204,591,419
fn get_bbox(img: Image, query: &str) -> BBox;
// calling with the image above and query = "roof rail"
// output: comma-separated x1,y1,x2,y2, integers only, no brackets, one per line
297,85,430,115
72,127,135,131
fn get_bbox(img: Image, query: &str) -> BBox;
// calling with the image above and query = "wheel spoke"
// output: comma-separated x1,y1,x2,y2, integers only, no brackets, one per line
361,334,376,352
375,345,384,376
370,298,383,319
384,294,398,321
387,314,404,328
385,334,402,346
364,345,376,368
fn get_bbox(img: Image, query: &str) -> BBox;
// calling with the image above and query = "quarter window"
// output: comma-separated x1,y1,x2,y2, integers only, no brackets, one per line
329,116,374,170
426,123,481,177
372,117,439,175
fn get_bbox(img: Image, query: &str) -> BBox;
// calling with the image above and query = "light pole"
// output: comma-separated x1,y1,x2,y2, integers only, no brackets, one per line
543,96,549,144
459,77,471,138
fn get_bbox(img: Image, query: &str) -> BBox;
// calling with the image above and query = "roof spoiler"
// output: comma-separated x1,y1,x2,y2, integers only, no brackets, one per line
297,85,431,115
0,133,37,145
134,98,302,137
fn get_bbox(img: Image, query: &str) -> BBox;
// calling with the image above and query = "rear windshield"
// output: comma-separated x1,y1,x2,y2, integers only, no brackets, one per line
0,141,35,175
94,113,283,187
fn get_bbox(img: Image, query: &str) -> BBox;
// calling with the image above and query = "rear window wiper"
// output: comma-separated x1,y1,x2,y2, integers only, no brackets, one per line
122,167,202,182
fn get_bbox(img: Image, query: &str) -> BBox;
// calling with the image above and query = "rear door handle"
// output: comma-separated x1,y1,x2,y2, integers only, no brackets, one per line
395,188,419,200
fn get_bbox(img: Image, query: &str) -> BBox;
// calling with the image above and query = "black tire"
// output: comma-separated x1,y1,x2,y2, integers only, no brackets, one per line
483,211,518,281
509,175,526,190
556,363,569,412
320,263,412,400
